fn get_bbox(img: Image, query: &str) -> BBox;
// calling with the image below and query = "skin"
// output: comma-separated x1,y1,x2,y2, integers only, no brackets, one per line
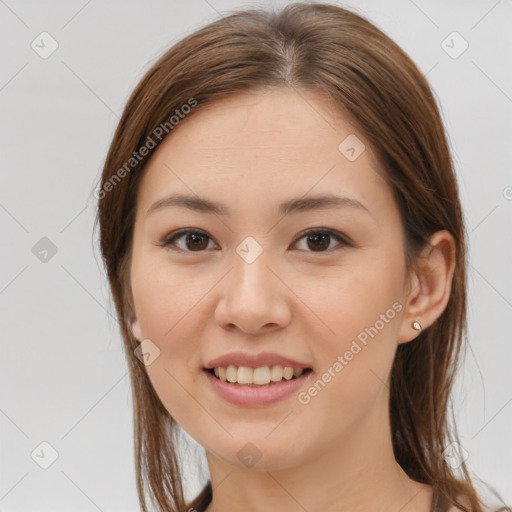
129,87,456,512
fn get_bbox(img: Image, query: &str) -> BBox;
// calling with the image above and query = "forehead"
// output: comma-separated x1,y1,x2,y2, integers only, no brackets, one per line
137,87,391,218
159,87,365,155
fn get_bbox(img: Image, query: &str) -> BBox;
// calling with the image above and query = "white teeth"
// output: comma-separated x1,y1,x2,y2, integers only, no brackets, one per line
253,366,271,385
210,364,306,386
270,364,283,382
226,365,237,383
283,366,294,380
237,366,253,384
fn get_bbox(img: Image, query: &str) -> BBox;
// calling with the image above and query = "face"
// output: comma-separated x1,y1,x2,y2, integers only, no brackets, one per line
129,87,413,470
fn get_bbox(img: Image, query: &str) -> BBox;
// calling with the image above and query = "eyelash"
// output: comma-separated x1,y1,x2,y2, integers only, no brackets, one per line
158,228,352,254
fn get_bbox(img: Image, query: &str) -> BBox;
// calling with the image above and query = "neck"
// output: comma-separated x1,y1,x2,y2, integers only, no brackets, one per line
203,397,433,512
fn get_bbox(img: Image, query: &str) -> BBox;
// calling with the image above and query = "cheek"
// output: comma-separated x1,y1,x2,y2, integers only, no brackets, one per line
130,259,218,428
133,301,206,433
131,257,202,347
301,252,404,351
298,254,404,414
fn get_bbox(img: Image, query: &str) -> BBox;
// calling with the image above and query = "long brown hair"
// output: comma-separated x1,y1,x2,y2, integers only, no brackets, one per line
94,3,511,511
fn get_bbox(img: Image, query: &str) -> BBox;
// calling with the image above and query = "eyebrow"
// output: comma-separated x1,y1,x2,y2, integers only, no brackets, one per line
146,193,371,217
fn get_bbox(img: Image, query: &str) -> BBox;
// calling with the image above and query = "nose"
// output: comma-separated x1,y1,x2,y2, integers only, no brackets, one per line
214,249,292,335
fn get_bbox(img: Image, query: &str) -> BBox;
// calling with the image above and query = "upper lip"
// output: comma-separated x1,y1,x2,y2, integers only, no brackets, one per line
204,351,312,370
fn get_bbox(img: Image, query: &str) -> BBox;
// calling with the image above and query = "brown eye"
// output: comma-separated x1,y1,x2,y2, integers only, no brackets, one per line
294,229,349,252
161,229,214,252
306,232,330,251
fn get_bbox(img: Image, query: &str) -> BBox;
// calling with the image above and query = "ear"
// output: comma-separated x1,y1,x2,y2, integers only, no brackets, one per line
131,314,143,342
398,230,456,344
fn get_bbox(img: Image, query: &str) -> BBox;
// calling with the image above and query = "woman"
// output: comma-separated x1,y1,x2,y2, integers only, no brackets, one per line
94,3,511,511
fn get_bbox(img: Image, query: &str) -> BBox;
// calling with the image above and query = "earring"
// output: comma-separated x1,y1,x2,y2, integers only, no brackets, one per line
412,321,422,332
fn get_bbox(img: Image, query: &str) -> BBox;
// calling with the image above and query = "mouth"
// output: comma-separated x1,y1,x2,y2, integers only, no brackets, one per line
203,365,313,387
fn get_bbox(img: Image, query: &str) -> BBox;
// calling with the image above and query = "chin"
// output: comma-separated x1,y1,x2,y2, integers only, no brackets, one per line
203,433,309,472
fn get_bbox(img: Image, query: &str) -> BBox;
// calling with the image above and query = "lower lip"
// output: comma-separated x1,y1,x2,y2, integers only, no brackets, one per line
203,369,313,407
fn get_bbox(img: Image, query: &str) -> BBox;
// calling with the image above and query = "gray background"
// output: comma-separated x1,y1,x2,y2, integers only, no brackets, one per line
1,0,511,510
